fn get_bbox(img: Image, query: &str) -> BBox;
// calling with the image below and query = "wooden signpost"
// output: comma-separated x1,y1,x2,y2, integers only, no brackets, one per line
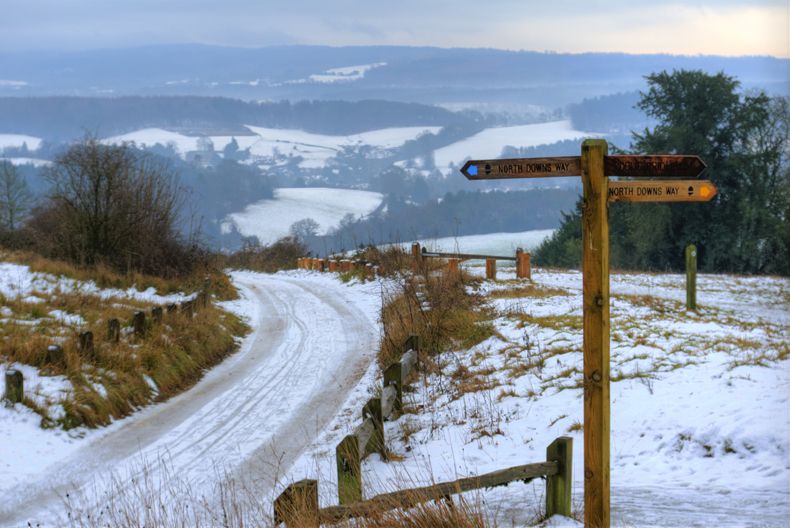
461,143,714,527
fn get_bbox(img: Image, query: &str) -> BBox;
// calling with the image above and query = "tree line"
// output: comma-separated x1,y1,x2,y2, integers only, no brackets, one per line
536,70,789,275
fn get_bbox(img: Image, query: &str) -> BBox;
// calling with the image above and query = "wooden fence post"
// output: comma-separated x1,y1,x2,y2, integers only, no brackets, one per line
78,331,94,360
546,436,573,518
363,397,385,457
336,434,362,504
686,244,697,310
151,306,163,324
274,479,319,528
516,249,531,279
107,318,120,343
486,258,496,280
46,344,64,367
411,242,421,272
581,138,610,528
447,258,460,276
383,362,403,415
4,369,23,403
180,300,194,317
133,311,146,337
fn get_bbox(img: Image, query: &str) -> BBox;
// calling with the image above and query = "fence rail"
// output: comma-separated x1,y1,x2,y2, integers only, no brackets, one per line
274,436,573,527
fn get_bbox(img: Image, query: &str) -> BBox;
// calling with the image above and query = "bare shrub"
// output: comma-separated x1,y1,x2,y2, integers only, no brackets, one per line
25,139,204,278
224,236,307,272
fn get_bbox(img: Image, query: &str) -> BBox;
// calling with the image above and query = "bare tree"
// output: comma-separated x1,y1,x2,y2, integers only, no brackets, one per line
0,161,31,230
289,217,320,241
29,139,199,276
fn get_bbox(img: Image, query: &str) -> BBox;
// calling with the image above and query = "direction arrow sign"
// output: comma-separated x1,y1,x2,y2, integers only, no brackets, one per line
604,155,706,178
608,180,718,203
461,157,581,180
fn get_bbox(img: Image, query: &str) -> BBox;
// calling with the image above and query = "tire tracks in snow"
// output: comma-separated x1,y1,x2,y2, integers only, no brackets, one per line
0,272,379,526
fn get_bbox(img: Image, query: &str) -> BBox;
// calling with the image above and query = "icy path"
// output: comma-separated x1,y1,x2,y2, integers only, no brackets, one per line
0,271,380,526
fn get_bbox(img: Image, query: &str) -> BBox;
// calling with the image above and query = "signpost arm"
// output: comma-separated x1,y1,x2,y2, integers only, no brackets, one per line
581,139,610,527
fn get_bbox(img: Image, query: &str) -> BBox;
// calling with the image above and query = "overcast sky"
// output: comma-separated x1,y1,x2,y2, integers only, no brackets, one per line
2,0,787,57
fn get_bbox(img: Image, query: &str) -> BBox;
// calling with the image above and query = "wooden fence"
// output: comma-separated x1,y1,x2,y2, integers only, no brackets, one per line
2,288,210,405
274,334,573,526
275,436,573,527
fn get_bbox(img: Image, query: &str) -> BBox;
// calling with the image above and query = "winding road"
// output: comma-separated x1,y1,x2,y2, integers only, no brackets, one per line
0,271,379,526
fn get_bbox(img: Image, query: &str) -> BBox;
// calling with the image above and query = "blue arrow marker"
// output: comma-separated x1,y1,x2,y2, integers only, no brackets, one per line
468,164,478,176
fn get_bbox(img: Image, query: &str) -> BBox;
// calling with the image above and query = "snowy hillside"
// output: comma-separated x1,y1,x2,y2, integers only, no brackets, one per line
285,265,790,527
224,187,384,245
103,124,441,169
431,120,593,175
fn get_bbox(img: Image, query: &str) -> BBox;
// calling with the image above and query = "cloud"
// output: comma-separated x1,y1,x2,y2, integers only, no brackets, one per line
0,0,786,57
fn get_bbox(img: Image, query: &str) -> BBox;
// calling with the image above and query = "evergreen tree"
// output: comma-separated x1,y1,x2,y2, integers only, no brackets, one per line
536,70,789,274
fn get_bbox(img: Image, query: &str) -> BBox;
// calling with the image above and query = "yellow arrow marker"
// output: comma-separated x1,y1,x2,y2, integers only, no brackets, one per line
608,180,718,203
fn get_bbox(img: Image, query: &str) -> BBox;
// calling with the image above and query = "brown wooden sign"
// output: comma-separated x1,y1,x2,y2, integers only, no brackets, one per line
608,180,718,203
461,157,580,180
604,155,706,178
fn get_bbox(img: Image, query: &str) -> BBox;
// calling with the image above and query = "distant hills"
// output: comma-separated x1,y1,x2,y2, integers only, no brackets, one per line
1,45,786,108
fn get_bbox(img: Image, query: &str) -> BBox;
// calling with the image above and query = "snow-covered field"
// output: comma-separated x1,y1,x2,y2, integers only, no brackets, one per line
225,187,384,245
285,266,790,527
0,133,42,151
0,156,52,167
104,124,440,168
431,120,594,175
410,229,555,257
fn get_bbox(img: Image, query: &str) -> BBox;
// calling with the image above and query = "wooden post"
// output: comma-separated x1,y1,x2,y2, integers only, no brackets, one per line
546,436,573,518
107,318,120,343
336,434,362,504
328,260,338,272
486,258,496,280
273,479,319,528
411,242,421,272
581,138,610,528
516,249,531,279
46,344,64,366
133,310,146,337
363,397,385,457
447,258,460,275
4,369,23,403
78,331,94,360
151,306,163,324
686,244,697,310
383,362,403,415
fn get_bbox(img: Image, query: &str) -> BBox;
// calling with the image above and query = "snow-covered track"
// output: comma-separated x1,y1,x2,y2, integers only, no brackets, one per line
0,271,379,526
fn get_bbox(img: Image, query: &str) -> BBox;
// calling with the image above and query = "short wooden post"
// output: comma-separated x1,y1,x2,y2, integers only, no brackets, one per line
546,436,573,518
46,344,64,366
411,242,421,272
328,260,338,272
336,434,362,504
686,244,697,310
199,290,209,309
486,258,496,280
581,138,610,528
383,361,403,414
133,310,146,337
516,249,531,279
78,331,94,360
151,306,163,324
107,318,120,343
363,397,385,457
273,479,319,528
4,369,23,403
447,258,460,275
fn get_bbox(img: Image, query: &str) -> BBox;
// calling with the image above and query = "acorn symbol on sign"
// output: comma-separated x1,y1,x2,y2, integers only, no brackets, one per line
485,163,492,175
687,186,694,196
